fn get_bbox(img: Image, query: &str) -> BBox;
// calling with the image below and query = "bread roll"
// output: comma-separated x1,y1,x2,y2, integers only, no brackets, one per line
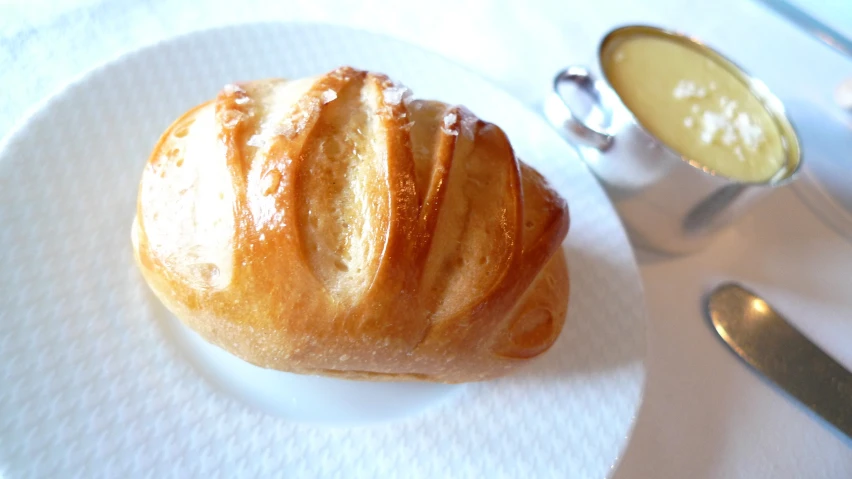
132,66,570,383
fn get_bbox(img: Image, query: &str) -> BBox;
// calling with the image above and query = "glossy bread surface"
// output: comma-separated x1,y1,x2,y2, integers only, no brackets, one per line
133,67,570,382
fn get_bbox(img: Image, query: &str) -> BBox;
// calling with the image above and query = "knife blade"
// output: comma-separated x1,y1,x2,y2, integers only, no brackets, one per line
705,282,852,440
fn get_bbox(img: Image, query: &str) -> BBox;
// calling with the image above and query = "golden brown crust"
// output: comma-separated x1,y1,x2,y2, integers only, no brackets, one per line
133,67,570,383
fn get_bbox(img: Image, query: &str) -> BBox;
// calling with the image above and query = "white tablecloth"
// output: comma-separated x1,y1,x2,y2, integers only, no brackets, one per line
3,0,852,477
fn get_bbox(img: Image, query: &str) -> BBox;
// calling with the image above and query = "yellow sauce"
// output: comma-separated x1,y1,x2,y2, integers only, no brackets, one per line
602,34,786,182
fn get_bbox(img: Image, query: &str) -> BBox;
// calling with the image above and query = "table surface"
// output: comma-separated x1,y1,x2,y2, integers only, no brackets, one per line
2,0,851,477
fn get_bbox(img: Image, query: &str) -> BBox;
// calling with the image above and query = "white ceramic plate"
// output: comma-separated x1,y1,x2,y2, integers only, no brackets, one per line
0,23,646,478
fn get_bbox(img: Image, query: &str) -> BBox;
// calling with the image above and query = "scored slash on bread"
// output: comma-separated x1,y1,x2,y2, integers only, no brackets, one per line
132,66,570,383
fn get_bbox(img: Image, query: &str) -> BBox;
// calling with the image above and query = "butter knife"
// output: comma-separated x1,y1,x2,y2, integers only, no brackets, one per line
705,283,852,440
